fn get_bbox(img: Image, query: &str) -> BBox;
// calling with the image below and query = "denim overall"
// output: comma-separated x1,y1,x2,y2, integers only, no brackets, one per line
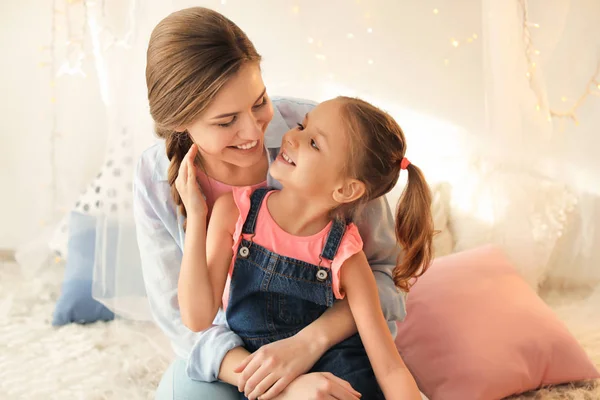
226,188,384,399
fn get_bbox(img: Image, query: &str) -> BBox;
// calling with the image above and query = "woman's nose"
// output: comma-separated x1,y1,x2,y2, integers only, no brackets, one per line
239,115,263,141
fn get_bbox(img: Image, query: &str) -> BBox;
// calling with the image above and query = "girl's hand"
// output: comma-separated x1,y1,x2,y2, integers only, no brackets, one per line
272,372,361,400
175,144,207,218
235,334,328,400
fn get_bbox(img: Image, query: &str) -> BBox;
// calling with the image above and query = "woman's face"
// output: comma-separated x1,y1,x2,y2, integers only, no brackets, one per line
181,63,274,169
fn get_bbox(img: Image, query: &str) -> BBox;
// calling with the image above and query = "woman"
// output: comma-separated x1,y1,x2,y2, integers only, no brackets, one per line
134,7,406,399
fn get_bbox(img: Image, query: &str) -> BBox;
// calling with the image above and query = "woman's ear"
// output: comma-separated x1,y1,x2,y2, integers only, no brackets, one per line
332,179,366,205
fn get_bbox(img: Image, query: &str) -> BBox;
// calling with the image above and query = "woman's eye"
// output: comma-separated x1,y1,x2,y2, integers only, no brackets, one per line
297,123,305,130
253,97,267,109
218,116,236,127
310,139,319,150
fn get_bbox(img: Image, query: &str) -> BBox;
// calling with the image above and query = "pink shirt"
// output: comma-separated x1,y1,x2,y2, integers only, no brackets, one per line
196,170,266,218
222,187,363,309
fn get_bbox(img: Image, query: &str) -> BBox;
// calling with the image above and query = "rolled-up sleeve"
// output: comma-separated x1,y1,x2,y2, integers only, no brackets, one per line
133,150,243,382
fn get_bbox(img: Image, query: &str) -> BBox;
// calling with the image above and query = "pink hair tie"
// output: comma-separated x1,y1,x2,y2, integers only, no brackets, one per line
400,157,411,170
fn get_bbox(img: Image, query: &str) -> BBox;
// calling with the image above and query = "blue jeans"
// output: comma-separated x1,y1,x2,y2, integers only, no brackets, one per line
155,359,240,400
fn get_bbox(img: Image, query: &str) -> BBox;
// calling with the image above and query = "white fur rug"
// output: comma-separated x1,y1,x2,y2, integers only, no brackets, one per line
1,260,598,400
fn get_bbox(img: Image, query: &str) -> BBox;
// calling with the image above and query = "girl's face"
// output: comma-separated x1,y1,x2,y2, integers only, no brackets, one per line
180,63,274,170
270,99,354,201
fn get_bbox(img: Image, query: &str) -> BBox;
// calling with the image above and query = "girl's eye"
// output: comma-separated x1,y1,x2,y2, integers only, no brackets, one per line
296,123,305,130
218,116,236,128
310,139,319,150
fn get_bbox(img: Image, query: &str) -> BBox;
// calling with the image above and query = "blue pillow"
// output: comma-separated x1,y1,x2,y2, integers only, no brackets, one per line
52,211,115,326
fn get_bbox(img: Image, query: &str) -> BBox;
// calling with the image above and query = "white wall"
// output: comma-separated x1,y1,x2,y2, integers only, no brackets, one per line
2,0,598,271
1,0,484,249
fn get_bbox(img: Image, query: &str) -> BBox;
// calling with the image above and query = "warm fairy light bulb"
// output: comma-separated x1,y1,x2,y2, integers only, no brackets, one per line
347,33,354,39
368,59,374,65
433,8,439,14
451,39,459,47
367,28,373,33
307,37,314,44
292,5,299,14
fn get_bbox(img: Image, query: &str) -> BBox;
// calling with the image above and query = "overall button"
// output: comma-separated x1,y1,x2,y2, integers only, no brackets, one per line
239,246,250,258
316,269,328,281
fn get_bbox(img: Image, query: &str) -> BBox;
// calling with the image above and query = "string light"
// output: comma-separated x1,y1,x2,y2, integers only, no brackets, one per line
433,8,439,15
307,37,314,44
441,31,479,65
368,59,374,65
347,33,354,39
367,27,373,33
519,0,600,125
292,5,299,14
549,62,600,124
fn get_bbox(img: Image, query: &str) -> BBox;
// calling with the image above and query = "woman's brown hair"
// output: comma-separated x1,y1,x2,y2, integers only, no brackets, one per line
146,7,261,227
337,97,435,291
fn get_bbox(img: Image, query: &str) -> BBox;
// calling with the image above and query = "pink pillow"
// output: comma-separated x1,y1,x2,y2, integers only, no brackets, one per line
395,245,599,400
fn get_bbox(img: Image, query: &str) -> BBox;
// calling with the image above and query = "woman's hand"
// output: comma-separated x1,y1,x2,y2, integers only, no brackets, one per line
175,143,207,218
272,372,362,400
235,334,328,399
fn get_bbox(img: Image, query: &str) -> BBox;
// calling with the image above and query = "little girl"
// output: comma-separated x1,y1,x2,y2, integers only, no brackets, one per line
176,96,434,400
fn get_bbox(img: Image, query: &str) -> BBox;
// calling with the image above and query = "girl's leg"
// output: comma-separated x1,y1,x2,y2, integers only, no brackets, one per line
155,359,241,400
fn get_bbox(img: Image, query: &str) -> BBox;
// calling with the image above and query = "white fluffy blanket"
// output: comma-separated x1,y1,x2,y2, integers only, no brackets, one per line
0,261,598,399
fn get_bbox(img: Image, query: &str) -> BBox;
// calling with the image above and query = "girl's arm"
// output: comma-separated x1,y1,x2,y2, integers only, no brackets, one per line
176,144,238,332
341,251,422,400
178,192,237,332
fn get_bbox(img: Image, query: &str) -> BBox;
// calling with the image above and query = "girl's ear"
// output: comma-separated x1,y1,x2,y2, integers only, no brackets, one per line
332,179,366,205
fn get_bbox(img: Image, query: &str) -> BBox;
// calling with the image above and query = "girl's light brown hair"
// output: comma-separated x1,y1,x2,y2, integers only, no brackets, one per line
146,7,261,228
337,97,435,291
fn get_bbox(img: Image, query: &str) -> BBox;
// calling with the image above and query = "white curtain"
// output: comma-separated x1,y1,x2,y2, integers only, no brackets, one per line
454,0,600,289
15,0,600,321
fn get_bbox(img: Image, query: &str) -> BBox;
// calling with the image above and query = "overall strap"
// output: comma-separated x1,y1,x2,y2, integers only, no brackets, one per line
241,187,273,235
319,218,347,262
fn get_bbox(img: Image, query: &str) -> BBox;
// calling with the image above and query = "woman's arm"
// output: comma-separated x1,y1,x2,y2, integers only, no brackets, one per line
341,251,422,400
